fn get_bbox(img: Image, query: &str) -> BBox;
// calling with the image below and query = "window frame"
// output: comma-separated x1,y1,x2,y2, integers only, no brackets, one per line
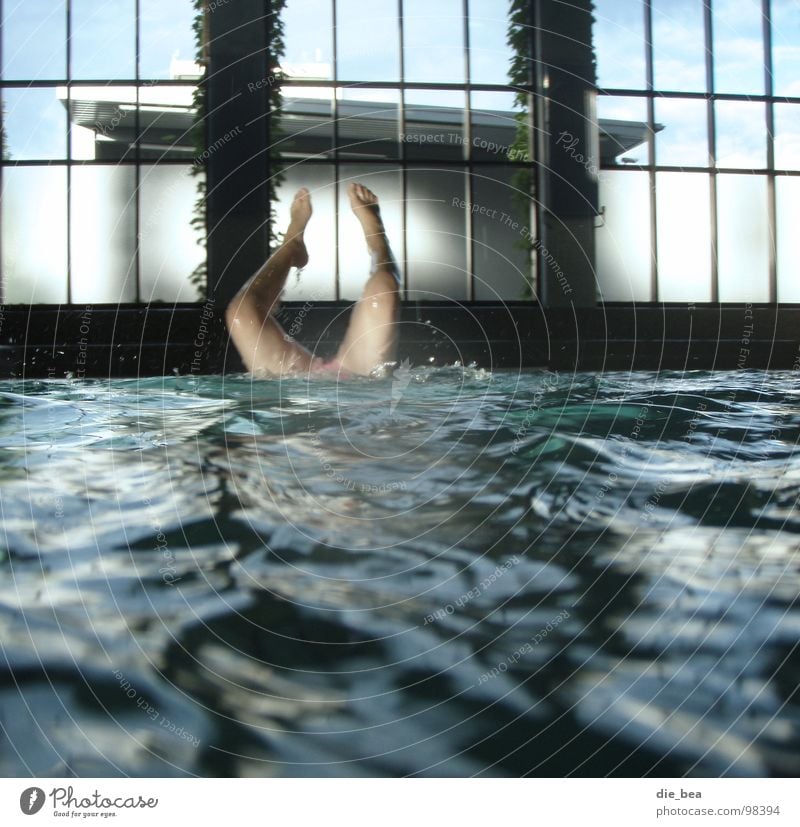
595,0,800,303
0,0,205,305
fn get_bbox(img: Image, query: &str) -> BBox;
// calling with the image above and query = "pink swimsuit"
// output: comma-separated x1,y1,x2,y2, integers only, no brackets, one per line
312,357,349,376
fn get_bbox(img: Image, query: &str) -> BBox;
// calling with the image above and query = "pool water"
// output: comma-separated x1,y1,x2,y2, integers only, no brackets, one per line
0,368,798,777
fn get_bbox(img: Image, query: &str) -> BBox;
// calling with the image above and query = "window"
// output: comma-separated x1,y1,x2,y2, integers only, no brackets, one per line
275,0,534,302
4,1,795,310
0,0,203,304
594,0,800,303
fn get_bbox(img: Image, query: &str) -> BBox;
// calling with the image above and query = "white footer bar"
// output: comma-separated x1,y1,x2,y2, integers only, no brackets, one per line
2,778,796,826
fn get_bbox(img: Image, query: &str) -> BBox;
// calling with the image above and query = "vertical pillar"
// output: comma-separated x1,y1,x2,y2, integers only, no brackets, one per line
535,0,598,307
205,0,272,306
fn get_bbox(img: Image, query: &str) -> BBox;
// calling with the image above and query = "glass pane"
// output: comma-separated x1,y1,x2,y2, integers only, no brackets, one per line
656,172,712,301
772,0,800,97
593,0,647,90
773,103,800,171
471,92,521,162
406,169,468,300
139,165,204,302
469,0,513,85
137,84,197,160
597,170,652,301
282,0,333,80
716,174,769,302
715,101,766,168
70,166,137,303
652,0,707,92
655,98,708,167
776,177,800,301
273,166,336,301
472,167,532,300
404,90,465,161
403,0,464,84
1,88,67,160
337,0,398,82
597,96,649,166
337,165,403,300
71,0,136,81
1,0,66,80
712,0,764,94
66,86,137,162
140,0,198,80
337,89,400,160
1,167,68,303
280,87,334,159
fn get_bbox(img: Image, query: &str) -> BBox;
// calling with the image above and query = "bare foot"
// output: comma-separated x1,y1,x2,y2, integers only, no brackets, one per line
348,182,384,240
286,187,312,268
348,182,400,280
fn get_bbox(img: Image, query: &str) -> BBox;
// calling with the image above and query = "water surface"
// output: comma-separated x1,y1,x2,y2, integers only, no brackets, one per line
1,368,798,776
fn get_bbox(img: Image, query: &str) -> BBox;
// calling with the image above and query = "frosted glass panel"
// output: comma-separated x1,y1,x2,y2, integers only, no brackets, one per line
1,167,68,303
715,101,766,168
594,0,647,90
406,170,468,301
71,0,135,80
469,0,514,85
652,0,707,92
2,88,67,160
139,166,204,303
776,177,800,302
597,96,649,165
597,170,652,301
655,98,708,167
273,166,336,301
70,166,137,303
337,166,403,300
140,0,197,80
1,0,66,80
716,175,769,302
712,0,764,95
774,103,800,172
772,0,800,97
404,90,465,160
337,0,399,82
656,173,712,302
472,167,531,300
282,0,332,79
403,0,464,84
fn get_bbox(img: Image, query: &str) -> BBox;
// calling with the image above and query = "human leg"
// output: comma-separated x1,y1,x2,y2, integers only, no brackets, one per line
225,188,317,375
334,183,401,376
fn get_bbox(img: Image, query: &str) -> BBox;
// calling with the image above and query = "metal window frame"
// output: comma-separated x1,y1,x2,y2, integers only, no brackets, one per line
599,0,796,304
1,1,536,308
0,2,200,306
4,1,793,308
277,0,535,304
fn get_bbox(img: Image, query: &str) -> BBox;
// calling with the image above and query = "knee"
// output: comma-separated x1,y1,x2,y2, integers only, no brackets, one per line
224,298,242,331
225,294,259,332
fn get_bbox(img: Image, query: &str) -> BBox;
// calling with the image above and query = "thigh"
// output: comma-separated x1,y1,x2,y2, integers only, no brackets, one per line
334,270,399,375
228,309,316,376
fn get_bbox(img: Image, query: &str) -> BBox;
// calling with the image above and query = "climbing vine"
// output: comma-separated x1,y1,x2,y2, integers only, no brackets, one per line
507,0,535,297
189,0,288,298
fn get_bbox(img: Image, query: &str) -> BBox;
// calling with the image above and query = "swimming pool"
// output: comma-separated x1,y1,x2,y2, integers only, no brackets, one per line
0,367,798,777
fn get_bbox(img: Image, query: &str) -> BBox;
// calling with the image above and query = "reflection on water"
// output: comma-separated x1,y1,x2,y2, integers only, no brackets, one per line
0,368,798,776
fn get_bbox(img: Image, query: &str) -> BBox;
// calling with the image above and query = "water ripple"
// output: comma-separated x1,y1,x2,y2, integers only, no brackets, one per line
0,369,798,776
